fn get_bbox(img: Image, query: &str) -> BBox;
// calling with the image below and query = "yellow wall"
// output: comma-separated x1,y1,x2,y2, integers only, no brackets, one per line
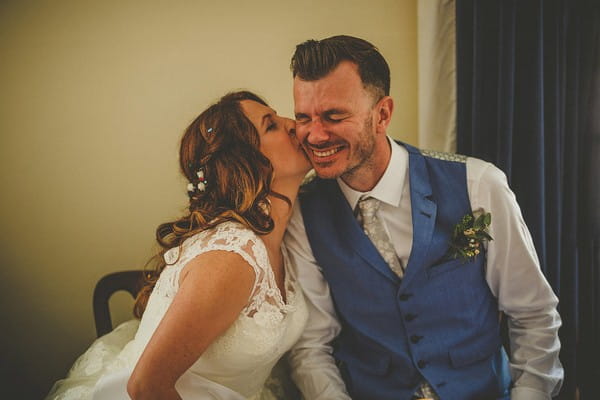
0,1,417,397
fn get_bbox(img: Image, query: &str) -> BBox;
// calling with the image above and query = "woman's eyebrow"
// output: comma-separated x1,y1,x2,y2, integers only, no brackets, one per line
260,108,278,127
260,113,272,128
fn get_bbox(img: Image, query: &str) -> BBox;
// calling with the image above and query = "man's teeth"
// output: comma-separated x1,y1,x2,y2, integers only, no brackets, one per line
313,148,340,157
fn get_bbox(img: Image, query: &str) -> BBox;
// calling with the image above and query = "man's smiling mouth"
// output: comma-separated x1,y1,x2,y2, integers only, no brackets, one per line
312,146,344,158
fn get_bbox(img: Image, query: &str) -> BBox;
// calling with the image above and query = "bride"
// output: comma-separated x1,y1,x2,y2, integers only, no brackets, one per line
46,91,316,399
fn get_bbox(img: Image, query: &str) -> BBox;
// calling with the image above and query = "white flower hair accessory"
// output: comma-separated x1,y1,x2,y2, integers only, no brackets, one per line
186,127,213,195
196,170,207,192
187,165,208,194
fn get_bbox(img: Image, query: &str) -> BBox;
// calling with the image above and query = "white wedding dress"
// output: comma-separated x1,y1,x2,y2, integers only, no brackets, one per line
46,221,308,400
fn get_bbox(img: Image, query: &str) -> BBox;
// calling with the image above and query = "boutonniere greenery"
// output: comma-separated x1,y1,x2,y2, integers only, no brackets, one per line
446,211,493,262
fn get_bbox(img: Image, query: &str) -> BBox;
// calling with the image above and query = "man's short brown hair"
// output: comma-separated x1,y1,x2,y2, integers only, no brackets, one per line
291,35,391,100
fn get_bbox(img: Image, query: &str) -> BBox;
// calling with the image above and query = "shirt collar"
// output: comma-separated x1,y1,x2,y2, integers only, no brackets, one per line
337,137,408,210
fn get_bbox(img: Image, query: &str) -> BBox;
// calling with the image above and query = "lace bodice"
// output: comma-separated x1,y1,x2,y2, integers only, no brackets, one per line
119,221,308,398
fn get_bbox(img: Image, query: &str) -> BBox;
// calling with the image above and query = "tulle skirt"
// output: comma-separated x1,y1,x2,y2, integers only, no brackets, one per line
45,320,300,400
45,320,140,400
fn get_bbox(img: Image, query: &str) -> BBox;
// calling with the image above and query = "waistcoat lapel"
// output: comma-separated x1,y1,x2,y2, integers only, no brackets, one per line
326,180,400,284
401,145,438,288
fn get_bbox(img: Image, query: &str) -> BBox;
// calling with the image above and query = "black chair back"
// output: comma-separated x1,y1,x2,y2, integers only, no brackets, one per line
93,270,145,337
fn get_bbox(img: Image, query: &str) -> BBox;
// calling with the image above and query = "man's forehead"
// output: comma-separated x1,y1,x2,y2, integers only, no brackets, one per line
294,98,351,115
293,80,363,113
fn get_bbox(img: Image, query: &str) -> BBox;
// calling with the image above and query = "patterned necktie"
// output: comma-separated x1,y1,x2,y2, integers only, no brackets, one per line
357,197,404,278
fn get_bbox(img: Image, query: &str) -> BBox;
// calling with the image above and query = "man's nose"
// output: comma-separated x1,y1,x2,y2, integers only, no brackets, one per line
306,119,329,144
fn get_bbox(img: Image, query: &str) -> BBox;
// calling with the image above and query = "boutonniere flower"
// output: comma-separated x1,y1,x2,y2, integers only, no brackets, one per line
446,211,493,262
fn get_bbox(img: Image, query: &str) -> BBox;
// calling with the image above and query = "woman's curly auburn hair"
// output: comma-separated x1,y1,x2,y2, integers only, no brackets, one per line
134,91,287,317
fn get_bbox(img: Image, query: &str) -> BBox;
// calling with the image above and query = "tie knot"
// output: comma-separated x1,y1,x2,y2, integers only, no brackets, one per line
357,196,380,219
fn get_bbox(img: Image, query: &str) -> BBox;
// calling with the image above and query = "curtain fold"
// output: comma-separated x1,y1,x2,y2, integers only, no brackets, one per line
417,0,457,151
456,1,600,398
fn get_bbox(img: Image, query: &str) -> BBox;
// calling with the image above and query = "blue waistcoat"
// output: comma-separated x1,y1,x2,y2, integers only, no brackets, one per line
300,143,511,400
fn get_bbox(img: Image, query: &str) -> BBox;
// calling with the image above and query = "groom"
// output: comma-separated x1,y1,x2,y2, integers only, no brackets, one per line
285,35,563,400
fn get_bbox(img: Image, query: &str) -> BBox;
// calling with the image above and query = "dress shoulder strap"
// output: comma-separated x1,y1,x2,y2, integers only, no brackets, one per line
158,222,269,299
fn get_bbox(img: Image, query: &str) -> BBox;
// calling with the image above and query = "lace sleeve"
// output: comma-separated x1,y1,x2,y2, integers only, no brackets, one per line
162,221,282,316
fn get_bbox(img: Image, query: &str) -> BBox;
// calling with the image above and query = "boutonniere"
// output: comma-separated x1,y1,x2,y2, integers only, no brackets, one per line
446,211,493,262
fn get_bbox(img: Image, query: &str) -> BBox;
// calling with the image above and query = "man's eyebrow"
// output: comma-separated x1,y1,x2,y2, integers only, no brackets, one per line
295,109,347,119
323,109,347,116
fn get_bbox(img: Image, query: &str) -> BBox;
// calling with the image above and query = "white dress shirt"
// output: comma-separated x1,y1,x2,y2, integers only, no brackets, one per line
285,138,563,400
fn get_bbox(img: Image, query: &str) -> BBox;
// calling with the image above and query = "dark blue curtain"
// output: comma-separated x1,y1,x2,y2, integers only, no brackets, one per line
456,0,600,399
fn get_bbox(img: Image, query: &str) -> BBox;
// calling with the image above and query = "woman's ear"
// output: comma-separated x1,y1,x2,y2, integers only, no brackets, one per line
374,96,394,134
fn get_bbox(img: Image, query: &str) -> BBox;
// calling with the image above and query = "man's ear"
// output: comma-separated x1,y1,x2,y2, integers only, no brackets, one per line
374,96,394,134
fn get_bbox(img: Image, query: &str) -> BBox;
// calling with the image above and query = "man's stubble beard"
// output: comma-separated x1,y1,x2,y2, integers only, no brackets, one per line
339,116,377,184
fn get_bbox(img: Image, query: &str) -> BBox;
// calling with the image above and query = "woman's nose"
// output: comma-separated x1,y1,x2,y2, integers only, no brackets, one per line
284,117,296,136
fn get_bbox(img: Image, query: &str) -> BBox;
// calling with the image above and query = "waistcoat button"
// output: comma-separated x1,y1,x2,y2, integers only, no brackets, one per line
405,313,417,321
410,335,423,344
399,293,413,301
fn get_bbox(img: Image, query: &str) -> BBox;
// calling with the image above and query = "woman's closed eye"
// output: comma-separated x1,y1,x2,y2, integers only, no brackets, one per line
263,114,278,132
266,121,278,131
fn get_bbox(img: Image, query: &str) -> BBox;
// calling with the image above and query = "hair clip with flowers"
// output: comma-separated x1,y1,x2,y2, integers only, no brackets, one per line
187,166,208,193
